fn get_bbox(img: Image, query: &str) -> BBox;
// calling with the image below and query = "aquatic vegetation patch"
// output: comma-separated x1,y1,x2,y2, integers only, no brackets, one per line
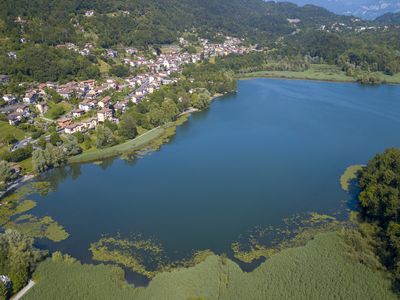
0,181,52,225
90,234,165,278
8,215,69,242
90,233,214,279
0,181,68,242
13,199,37,215
231,212,345,263
340,165,364,191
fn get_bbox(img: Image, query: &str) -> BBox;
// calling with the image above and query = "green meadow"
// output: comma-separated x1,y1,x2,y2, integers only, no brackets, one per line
238,64,400,84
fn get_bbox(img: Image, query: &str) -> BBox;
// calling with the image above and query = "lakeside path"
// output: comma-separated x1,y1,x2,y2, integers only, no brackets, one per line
68,106,204,165
69,126,165,164
11,280,35,300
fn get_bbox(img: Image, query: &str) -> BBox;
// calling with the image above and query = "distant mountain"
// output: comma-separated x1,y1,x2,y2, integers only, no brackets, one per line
276,0,400,19
376,11,400,22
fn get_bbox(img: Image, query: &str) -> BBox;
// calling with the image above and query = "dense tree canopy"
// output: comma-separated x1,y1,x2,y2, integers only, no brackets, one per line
358,148,400,289
0,230,45,295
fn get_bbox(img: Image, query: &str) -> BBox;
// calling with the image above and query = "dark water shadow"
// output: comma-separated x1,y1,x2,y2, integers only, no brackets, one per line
347,178,361,211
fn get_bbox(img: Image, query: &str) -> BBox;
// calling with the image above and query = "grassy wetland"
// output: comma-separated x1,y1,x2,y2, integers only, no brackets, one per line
25,232,397,300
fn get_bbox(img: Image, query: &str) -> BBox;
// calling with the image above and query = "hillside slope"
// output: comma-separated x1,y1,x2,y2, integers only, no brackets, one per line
0,0,366,47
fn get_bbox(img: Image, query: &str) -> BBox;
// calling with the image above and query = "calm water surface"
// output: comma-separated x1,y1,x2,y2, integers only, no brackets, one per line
28,79,400,282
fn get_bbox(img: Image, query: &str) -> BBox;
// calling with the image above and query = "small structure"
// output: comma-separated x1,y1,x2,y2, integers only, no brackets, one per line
2,94,17,104
0,275,11,289
85,10,94,17
23,90,39,104
97,108,113,122
98,96,112,109
72,109,85,118
7,52,17,60
287,18,301,24
35,102,48,115
58,117,72,129
0,75,10,85
126,48,138,56
114,100,128,113
106,49,118,58
79,99,97,112
16,105,30,115
8,113,23,126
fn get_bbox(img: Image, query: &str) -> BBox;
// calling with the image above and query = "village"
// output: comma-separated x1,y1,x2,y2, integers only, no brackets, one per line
0,36,253,146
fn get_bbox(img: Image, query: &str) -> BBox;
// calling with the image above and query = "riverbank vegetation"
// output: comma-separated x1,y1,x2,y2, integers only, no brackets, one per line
217,52,400,84
356,148,400,291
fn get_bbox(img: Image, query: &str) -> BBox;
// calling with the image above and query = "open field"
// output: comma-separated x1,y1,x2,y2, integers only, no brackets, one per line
44,102,72,120
0,121,26,142
98,59,111,74
238,64,355,82
25,232,397,300
238,64,400,84
68,127,165,164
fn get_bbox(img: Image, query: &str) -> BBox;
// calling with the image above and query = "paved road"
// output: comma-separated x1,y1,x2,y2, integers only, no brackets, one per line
11,280,35,300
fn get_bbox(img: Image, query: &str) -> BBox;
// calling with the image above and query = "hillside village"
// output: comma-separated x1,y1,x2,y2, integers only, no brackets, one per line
0,36,252,144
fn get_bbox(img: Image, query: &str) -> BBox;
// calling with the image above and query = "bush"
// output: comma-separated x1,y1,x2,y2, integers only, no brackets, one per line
1,146,32,163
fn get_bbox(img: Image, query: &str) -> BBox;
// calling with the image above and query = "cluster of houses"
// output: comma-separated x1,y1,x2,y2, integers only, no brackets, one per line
1,36,253,137
3,88,49,125
122,36,252,103
56,42,94,57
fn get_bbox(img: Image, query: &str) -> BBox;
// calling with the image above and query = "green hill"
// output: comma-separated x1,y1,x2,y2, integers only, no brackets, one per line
0,0,366,47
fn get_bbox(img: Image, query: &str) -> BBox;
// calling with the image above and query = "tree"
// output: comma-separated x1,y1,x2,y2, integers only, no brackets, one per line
37,137,47,150
73,132,85,144
0,282,8,300
96,126,116,149
62,135,82,156
3,134,17,145
0,161,19,190
161,99,179,122
119,114,137,139
32,144,67,173
358,148,400,288
109,65,129,78
1,146,32,163
50,132,62,146
0,230,46,294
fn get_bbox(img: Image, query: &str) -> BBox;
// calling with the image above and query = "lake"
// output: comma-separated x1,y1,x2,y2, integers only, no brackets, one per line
27,78,400,284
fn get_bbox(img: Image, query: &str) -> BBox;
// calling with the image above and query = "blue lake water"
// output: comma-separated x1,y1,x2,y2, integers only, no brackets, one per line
28,78,400,282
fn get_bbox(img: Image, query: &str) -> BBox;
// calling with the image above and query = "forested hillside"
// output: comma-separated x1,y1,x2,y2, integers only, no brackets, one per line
0,0,398,84
0,0,367,47
376,12,400,24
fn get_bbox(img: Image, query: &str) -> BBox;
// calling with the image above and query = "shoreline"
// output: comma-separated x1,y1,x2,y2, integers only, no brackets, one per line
236,69,400,85
0,174,35,199
1,93,225,197
69,93,224,165
236,74,356,84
